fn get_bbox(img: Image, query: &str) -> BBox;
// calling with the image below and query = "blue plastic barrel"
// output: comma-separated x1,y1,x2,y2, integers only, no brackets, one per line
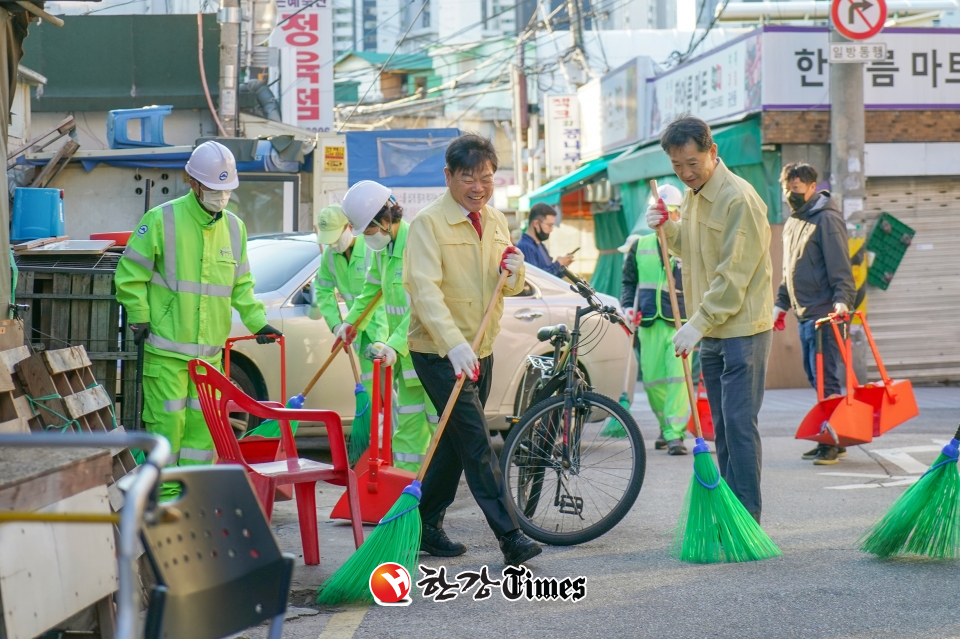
12,188,64,242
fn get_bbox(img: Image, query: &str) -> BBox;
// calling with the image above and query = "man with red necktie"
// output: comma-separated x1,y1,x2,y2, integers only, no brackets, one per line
404,134,541,567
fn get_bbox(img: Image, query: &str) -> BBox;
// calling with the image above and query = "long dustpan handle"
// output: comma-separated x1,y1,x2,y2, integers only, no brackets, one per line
649,179,701,439
417,270,510,482
336,299,364,387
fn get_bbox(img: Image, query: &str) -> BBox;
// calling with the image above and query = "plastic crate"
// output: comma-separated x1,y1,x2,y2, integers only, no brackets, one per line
865,212,915,290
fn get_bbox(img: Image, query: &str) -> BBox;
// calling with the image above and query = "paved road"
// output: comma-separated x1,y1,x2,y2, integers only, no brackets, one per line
242,387,960,639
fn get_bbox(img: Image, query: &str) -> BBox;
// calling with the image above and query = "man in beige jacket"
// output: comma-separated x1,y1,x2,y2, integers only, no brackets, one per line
647,116,774,523
404,134,542,566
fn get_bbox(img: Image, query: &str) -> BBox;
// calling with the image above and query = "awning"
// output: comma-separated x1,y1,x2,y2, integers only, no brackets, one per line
519,154,619,211
607,117,763,186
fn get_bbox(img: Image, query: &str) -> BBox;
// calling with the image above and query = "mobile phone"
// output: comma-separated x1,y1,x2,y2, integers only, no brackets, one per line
569,247,580,255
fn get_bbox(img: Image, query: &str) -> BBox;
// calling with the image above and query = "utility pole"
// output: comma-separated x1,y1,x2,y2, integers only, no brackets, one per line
829,28,865,221
511,46,528,195
565,0,589,88
527,109,540,193
218,0,241,136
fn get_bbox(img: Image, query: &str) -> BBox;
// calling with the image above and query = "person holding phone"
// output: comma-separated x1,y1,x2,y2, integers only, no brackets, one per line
516,203,577,276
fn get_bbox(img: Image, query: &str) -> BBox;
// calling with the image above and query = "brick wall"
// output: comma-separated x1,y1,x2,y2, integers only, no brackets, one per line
762,110,960,144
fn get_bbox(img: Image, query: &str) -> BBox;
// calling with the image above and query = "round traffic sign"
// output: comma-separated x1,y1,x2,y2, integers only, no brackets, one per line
831,0,887,40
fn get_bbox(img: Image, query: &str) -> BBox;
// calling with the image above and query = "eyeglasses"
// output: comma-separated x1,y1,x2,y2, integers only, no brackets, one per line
364,218,389,235
455,174,495,187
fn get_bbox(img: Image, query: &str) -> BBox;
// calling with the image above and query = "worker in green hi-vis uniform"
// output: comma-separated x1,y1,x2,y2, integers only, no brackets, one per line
308,204,388,407
115,141,281,497
335,181,438,472
630,184,691,456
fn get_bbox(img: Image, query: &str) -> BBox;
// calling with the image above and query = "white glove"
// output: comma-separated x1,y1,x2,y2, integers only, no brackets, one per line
376,343,397,367
447,342,480,381
501,246,525,287
646,199,669,229
833,302,849,315
672,322,703,358
333,322,352,341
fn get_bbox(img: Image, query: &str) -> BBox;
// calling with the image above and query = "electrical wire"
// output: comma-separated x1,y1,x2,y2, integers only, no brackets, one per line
337,0,430,131
664,0,732,67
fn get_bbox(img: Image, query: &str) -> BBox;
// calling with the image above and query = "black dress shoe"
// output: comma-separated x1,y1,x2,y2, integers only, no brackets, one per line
420,523,467,557
499,529,542,566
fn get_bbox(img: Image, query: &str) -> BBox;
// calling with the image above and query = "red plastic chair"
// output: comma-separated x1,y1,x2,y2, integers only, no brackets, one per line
188,359,363,566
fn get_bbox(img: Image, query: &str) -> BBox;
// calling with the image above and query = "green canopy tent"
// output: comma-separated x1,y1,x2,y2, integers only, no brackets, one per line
608,117,783,236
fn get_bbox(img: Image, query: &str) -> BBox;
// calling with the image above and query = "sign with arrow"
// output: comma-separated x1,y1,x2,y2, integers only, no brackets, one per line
831,0,887,40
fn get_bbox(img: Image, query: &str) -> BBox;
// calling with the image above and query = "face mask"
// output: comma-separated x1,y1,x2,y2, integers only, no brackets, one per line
787,191,808,212
331,228,353,254
198,188,232,213
365,230,391,252
533,222,550,242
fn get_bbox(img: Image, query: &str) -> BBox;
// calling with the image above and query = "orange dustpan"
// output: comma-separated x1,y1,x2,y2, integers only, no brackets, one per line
796,315,874,447
686,375,715,441
849,311,919,437
330,357,414,524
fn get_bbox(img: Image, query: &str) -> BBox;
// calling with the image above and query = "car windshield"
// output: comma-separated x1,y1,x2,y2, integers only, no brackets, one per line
247,237,319,294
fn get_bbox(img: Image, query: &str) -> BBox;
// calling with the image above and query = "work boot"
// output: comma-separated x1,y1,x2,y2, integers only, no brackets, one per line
499,529,542,566
813,446,841,465
801,444,823,460
655,435,668,450
667,439,688,455
420,523,467,557
838,447,848,458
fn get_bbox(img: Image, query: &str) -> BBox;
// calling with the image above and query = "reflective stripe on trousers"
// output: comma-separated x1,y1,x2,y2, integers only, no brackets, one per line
393,452,424,463
147,333,222,359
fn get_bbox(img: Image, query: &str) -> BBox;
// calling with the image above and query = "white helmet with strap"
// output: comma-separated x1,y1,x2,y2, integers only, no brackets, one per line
658,183,683,207
186,140,240,190
341,180,392,237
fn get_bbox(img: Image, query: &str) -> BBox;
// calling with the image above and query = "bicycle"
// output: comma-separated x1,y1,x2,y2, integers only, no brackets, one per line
500,267,645,546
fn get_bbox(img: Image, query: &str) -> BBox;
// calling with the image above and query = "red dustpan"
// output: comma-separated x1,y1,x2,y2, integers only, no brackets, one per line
850,312,919,437
330,357,414,524
796,316,874,447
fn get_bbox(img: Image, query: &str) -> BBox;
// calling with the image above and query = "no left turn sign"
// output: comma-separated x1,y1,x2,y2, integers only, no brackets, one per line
831,0,887,40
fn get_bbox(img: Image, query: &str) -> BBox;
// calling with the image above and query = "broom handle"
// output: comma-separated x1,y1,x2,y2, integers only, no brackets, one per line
336,300,364,386
301,290,383,397
417,270,510,482
649,179,702,439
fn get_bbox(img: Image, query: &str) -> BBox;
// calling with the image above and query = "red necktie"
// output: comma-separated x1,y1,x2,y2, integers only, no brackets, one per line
467,211,483,239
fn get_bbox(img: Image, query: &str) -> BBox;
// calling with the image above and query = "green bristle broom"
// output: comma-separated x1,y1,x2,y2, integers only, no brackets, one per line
317,271,509,605
648,179,780,564
345,343,372,466
858,424,960,559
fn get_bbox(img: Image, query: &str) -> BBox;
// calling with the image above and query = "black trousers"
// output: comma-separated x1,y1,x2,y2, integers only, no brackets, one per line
411,351,519,538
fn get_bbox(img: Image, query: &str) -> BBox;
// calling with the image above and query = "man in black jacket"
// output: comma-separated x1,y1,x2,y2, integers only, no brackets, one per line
773,162,855,466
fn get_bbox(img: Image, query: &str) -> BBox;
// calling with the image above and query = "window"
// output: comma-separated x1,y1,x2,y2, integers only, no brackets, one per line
230,174,300,237
247,239,319,294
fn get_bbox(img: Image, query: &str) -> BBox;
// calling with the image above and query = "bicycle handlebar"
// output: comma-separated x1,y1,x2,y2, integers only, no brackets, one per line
559,266,632,335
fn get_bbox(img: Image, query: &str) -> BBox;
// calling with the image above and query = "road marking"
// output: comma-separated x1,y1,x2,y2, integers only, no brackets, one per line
818,472,896,479
869,445,940,474
826,483,881,490
318,606,369,639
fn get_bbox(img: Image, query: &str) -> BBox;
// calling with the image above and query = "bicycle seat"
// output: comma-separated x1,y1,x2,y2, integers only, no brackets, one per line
536,324,569,342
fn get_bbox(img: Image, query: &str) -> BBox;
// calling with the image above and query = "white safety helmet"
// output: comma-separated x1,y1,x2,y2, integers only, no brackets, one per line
658,184,683,208
341,180,392,237
186,141,240,190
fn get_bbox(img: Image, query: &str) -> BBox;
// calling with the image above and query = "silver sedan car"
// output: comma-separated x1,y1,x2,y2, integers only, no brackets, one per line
228,233,636,440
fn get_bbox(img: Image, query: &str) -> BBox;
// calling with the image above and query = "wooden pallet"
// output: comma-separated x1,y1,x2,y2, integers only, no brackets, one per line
14,268,135,426
15,346,137,481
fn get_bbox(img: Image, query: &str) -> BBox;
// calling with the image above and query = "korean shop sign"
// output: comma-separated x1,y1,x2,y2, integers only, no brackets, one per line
544,95,581,180
761,26,960,110
270,0,334,132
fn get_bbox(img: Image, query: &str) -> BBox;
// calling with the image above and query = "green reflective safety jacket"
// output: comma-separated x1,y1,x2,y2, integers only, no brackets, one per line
115,193,267,362
635,232,686,327
312,235,387,340
344,221,417,383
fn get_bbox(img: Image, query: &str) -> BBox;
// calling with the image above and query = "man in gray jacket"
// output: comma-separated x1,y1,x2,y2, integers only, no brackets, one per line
772,162,855,466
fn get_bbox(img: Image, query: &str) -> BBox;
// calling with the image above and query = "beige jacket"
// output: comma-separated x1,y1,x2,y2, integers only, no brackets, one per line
404,189,526,358
663,159,773,339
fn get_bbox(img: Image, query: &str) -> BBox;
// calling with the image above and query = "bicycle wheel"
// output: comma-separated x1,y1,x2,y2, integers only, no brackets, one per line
500,391,645,546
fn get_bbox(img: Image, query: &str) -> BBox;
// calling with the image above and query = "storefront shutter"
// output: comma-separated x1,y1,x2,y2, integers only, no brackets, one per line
862,176,960,383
